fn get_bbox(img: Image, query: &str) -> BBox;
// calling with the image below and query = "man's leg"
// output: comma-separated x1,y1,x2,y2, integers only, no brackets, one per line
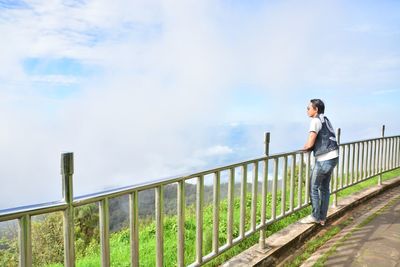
310,162,322,220
319,158,338,222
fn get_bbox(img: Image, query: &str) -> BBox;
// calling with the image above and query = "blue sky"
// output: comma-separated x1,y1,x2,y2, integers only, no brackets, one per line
1,0,400,209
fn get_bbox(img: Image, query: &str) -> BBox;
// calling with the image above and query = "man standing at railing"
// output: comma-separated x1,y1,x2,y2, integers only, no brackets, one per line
300,99,339,226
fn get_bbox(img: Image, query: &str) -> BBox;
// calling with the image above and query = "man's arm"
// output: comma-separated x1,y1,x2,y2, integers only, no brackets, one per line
303,131,317,151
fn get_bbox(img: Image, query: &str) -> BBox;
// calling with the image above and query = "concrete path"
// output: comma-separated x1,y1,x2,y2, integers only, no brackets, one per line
324,197,400,267
301,184,400,267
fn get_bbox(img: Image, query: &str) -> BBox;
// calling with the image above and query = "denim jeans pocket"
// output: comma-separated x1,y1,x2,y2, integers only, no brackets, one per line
320,158,338,175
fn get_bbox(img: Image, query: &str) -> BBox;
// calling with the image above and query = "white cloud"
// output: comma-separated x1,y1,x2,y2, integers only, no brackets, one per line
372,89,399,95
345,24,377,33
195,145,234,158
31,75,80,84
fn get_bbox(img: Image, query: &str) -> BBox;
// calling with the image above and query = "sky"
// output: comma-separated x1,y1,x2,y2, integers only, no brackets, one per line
1,0,400,209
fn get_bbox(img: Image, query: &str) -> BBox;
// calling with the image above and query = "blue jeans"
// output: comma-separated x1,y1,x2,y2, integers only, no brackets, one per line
310,157,338,221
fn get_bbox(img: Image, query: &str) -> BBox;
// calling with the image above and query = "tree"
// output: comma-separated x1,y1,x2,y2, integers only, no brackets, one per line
31,212,64,266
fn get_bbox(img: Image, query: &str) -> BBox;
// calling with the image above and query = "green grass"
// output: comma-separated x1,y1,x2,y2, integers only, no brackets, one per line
285,226,342,267
335,168,400,200
45,168,400,267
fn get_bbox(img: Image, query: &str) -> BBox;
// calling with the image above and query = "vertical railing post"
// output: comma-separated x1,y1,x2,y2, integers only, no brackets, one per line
350,143,355,184
99,198,110,267
338,143,346,189
259,132,270,250
397,136,400,167
196,176,204,264
251,162,258,232
379,125,385,186
289,154,295,212
18,214,32,267
281,156,287,216
395,136,398,168
129,191,139,267
372,139,377,176
177,181,185,267
156,186,164,267
368,140,373,178
227,168,235,247
361,142,366,180
212,172,220,254
62,152,75,267
390,137,395,169
332,128,340,208
239,165,247,238
354,143,359,182
346,145,350,186
271,158,278,219
298,153,304,207
385,130,389,171
304,152,311,204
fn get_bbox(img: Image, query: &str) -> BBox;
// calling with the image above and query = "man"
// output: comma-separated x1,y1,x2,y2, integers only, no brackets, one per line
300,99,339,226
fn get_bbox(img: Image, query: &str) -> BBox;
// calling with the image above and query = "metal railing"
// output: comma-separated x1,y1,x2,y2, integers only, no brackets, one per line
1,125,399,267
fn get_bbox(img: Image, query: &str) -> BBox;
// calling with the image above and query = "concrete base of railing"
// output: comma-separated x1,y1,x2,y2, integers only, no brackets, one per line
221,176,400,267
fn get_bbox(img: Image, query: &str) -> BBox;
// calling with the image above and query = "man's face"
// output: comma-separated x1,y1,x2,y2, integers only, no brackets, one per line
307,103,318,118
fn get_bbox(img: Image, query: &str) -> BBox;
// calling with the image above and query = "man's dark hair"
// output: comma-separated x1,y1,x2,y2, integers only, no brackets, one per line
310,99,325,114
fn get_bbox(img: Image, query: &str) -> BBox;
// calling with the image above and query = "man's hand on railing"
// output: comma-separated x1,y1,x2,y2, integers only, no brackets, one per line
297,149,311,153
303,131,317,151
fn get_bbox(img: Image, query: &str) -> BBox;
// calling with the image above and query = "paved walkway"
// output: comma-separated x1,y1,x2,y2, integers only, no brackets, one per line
301,184,400,267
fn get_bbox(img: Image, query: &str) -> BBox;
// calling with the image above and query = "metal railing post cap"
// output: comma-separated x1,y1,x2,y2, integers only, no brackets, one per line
264,132,270,143
264,132,270,156
61,152,74,175
337,128,341,144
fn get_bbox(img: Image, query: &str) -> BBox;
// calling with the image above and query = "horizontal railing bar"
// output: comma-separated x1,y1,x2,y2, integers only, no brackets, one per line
331,166,400,194
3,164,397,222
0,201,68,222
16,142,395,213
184,153,293,178
340,135,399,146
189,224,274,267
257,204,311,230
202,252,217,265
265,151,302,159
60,152,309,206
72,177,185,206
2,135,399,221
265,203,311,227
190,229,262,267
188,150,304,175
7,163,394,222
